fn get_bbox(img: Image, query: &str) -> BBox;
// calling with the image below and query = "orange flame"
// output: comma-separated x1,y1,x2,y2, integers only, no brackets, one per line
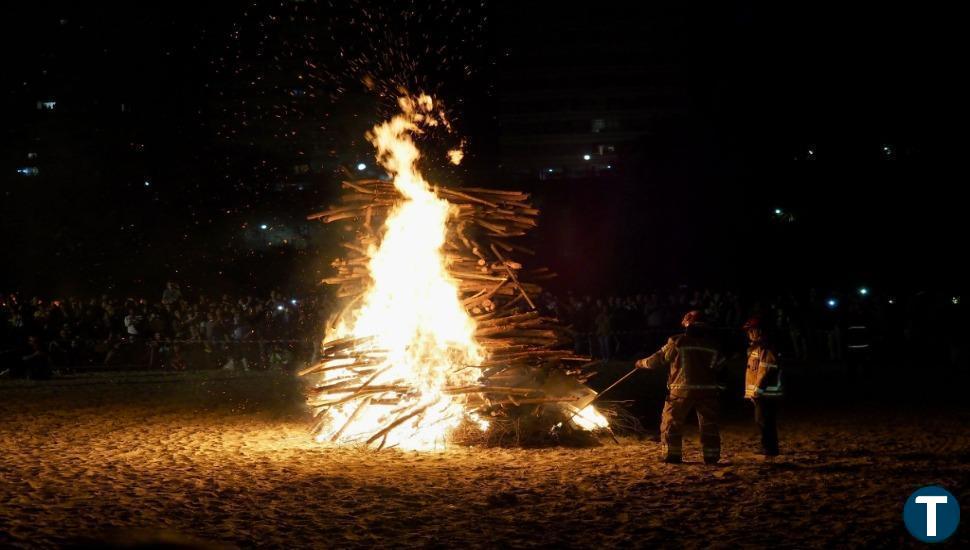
315,95,484,450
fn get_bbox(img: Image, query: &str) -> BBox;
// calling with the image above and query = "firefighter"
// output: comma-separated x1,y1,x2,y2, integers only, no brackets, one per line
743,316,783,456
635,310,724,464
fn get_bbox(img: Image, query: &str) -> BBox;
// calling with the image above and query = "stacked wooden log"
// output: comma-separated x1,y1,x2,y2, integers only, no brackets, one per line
303,178,605,447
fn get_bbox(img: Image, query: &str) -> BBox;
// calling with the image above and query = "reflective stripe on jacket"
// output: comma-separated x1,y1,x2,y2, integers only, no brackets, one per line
745,343,783,398
638,331,724,396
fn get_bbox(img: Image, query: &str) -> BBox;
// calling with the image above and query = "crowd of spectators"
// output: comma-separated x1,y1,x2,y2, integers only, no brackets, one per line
541,287,966,373
1,282,332,378
2,282,965,380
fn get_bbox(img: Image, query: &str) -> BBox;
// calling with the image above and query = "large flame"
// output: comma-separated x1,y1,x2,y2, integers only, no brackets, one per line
316,95,484,450
569,405,610,431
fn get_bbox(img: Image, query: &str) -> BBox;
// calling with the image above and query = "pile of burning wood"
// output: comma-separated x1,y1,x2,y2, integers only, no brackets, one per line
301,177,609,449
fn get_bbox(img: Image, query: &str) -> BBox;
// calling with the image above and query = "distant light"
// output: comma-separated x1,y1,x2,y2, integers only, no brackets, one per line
290,299,298,305
547,168,554,173
16,167,39,176
37,100,56,110
954,296,962,305
144,180,150,187
826,298,838,309
888,297,896,305
356,163,367,171
808,149,815,156
858,287,869,296
582,154,591,161
276,305,284,311
260,224,268,230
774,208,783,216
606,165,612,169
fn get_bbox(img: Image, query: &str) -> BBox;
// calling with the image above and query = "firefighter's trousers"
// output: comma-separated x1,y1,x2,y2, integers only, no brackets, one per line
660,392,720,463
753,398,779,455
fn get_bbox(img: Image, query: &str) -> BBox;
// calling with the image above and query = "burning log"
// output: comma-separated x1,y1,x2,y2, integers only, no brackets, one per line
320,335,376,355
481,396,580,407
444,385,544,395
330,397,373,442
365,402,434,446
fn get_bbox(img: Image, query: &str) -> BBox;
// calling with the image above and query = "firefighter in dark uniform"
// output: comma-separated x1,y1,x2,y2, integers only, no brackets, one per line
743,317,783,456
636,310,724,464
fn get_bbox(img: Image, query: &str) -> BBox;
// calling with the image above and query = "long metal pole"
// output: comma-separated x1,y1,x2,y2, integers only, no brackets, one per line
566,365,641,423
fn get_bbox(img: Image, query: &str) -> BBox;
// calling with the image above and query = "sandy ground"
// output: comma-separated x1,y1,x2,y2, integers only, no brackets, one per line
1,370,968,549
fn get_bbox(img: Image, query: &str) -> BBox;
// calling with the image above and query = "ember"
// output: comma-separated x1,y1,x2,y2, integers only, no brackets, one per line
303,94,608,449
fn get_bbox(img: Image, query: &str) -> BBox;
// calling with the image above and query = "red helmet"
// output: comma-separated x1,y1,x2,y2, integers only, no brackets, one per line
743,316,762,331
681,310,704,328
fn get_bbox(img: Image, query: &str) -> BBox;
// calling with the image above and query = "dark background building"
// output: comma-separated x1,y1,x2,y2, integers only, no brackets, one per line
1,1,967,298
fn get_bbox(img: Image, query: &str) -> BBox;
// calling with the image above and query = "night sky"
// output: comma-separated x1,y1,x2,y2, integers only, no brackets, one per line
2,2,966,297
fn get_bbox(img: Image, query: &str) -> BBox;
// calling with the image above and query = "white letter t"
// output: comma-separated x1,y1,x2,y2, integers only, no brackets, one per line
915,496,948,537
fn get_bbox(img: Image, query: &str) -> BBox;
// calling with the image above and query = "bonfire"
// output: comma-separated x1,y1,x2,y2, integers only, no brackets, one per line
302,94,609,450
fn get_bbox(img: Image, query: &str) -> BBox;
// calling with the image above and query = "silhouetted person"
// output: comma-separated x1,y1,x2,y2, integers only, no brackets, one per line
743,317,783,456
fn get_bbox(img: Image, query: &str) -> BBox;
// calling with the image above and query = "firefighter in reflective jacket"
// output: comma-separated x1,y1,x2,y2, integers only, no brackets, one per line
744,316,782,456
636,310,724,464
